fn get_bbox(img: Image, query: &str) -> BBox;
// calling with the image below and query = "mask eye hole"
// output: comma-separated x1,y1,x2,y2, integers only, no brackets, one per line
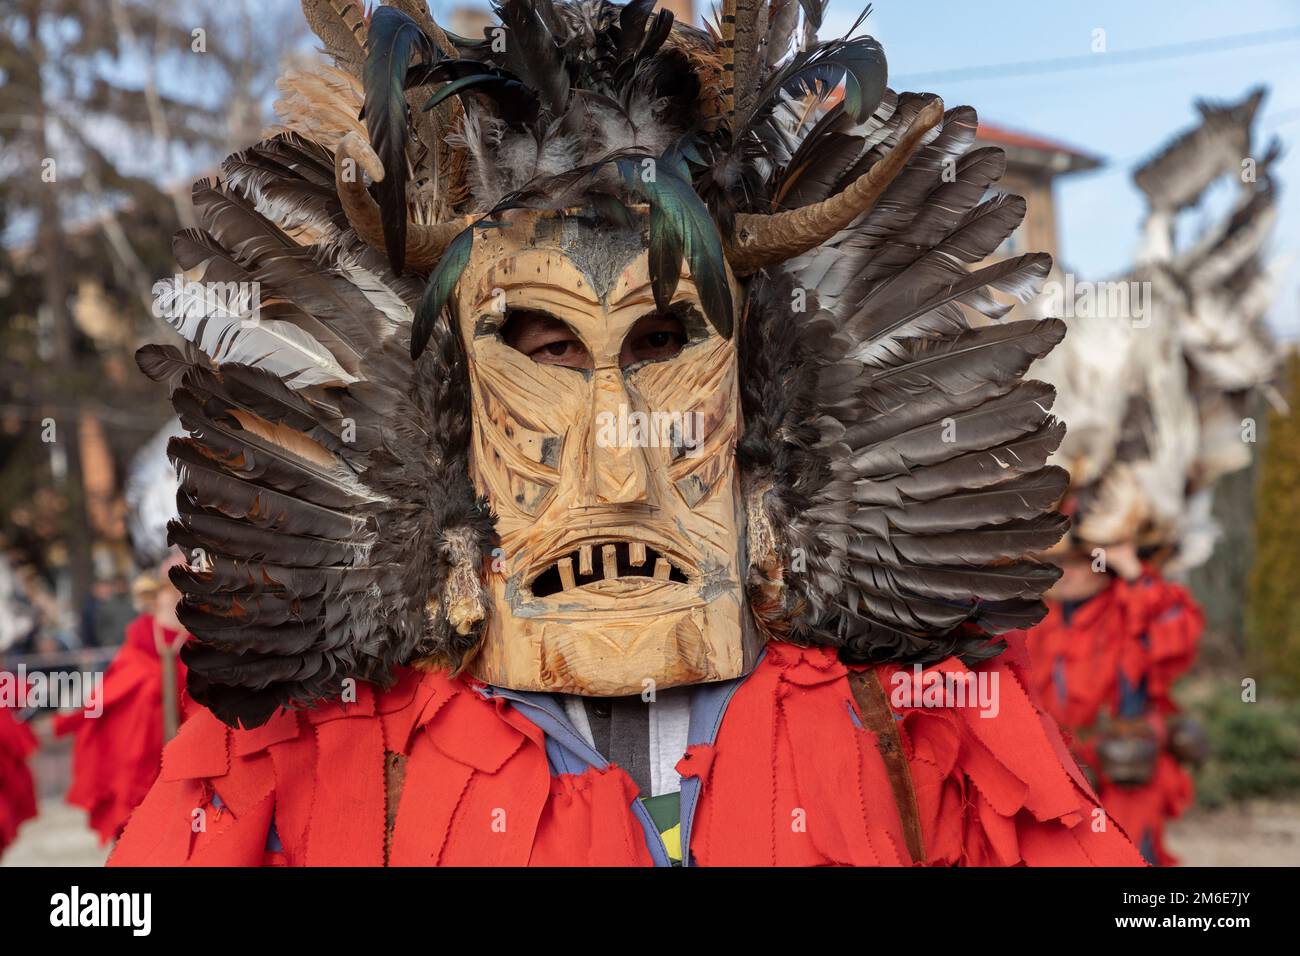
619,312,688,369
500,310,593,370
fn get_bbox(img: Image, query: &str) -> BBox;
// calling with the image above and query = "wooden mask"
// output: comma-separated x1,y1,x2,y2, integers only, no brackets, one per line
454,211,764,695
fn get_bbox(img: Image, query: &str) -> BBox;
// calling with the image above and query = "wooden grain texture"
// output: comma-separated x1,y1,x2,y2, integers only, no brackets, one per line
453,211,763,695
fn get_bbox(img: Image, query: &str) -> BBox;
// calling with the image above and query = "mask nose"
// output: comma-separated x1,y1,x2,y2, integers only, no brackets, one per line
582,366,652,505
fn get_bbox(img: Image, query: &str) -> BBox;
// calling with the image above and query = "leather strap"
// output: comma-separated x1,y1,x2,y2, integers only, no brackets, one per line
153,621,185,743
384,750,407,865
848,668,925,864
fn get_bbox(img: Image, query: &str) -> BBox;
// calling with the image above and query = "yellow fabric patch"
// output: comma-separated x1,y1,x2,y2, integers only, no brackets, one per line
661,823,682,862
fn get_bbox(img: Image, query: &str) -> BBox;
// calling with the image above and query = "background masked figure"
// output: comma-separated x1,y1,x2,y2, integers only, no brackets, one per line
56,552,194,844
0,705,37,859
56,425,193,845
0,552,37,859
1012,538,1203,866
1009,88,1281,865
111,0,1143,866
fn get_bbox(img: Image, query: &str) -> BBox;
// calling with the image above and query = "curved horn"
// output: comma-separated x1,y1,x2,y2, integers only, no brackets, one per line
333,131,470,272
727,97,945,275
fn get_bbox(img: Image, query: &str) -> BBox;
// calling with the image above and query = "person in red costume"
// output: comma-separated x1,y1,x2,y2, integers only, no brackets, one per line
110,634,1143,867
0,705,37,857
56,552,193,844
109,0,1146,867
1012,542,1204,866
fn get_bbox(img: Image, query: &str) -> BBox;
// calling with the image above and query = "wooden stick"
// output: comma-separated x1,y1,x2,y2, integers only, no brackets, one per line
654,558,671,580
557,557,576,591
602,544,618,580
629,541,647,567
720,0,736,121
579,544,594,576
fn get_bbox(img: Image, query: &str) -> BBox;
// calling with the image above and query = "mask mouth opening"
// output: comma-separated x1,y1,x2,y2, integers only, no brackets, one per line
528,539,690,598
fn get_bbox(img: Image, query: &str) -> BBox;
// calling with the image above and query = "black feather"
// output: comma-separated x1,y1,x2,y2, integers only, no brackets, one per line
363,5,440,274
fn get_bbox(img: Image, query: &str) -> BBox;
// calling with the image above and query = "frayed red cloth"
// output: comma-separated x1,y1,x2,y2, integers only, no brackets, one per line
55,614,193,843
0,706,37,856
1015,569,1202,865
111,641,1144,867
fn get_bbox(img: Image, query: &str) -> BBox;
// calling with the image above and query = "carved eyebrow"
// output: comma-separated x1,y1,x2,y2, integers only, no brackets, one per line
472,270,700,314
608,277,712,316
471,279,601,313
608,278,655,309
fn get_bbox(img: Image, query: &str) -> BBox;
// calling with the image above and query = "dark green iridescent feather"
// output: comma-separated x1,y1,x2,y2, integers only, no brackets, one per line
411,226,474,360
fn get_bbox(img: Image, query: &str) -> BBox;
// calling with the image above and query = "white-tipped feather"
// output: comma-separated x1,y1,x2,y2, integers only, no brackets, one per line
124,419,186,565
156,273,358,388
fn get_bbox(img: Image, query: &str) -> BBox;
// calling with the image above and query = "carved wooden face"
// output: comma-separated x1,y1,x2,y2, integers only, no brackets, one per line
453,211,762,695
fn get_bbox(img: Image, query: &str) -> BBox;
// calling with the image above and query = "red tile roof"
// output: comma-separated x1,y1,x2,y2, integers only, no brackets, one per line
819,86,1102,175
976,121,1102,171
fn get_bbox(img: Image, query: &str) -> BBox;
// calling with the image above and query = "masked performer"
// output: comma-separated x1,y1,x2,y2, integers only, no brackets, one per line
1014,536,1203,866
57,421,192,845
1013,315,1208,867
0,551,39,858
110,0,1143,867
57,550,193,844
1012,88,1281,866
0,705,37,858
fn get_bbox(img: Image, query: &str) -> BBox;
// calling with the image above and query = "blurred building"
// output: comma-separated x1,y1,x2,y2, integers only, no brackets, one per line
975,123,1102,264
825,87,1103,272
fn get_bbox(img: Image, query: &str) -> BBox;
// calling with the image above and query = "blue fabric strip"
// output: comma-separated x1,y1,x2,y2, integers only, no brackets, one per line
213,790,283,853
477,684,673,867
678,655,757,867
1116,671,1150,719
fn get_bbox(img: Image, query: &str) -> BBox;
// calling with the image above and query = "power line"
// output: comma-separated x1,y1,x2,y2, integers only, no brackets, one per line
894,24,1300,86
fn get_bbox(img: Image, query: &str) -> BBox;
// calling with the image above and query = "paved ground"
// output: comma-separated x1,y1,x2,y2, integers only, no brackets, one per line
1167,799,1300,867
7,796,1299,868
2,799,108,867
2,722,109,867
4,723,109,868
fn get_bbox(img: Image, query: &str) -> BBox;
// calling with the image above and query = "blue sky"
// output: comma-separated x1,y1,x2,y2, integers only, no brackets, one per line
41,1,1295,338
818,0,1300,340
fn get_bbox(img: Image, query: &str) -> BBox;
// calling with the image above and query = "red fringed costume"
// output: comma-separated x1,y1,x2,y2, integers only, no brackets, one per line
0,706,37,856
111,640,1143,867
56,613,192,843
1016,568,1203,865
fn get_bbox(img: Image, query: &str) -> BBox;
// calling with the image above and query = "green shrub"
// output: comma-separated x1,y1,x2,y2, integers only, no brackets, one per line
1245,348,1300,697
1187,680,1300,808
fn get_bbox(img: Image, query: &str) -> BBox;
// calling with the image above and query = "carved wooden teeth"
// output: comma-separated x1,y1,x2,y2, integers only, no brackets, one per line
558,557,576,590
537,542,681,596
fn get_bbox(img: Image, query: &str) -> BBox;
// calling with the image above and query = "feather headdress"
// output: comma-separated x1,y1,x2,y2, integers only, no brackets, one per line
143,0,1070,726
